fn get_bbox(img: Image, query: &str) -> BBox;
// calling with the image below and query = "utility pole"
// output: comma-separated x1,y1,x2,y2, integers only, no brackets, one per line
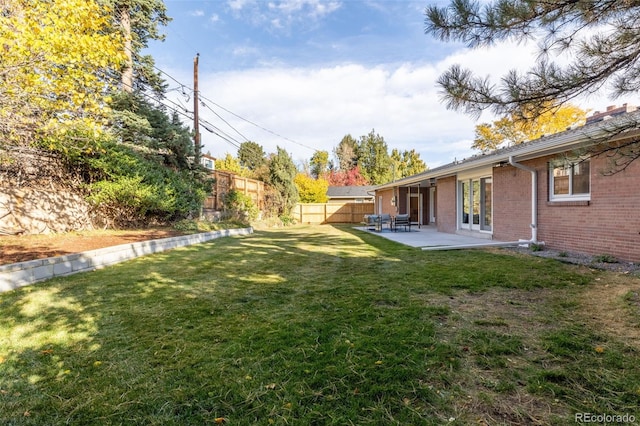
193,53,201,167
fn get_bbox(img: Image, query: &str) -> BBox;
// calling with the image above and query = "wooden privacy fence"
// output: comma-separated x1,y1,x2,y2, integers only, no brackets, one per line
203,170,265,211
294,202,374,224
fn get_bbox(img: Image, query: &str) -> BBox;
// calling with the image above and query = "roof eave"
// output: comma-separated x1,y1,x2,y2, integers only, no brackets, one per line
375,111,640,190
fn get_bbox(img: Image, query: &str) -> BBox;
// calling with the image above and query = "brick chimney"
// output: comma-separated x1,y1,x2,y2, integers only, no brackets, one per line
586,103,637,124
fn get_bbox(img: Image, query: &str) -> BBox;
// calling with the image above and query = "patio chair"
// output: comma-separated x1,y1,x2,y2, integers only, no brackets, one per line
376,213,392,232
393,214,411,232
362,214,378,231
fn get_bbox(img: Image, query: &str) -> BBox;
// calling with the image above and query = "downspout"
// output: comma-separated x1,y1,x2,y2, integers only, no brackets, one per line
508,156,540,244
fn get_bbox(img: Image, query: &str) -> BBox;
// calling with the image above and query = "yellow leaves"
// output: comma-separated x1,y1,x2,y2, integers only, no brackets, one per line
214,417,226,424
472,103,588,152
294,172,329,203
1,0,125,141
595,345,605,353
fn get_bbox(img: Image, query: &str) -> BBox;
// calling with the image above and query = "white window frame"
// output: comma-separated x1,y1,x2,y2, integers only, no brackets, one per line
549,158,591,202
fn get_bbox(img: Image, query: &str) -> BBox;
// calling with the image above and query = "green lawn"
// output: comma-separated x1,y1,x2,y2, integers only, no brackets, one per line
1,224,639,425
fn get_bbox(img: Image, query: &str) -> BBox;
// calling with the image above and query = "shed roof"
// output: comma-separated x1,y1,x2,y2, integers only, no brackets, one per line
327,186,375,198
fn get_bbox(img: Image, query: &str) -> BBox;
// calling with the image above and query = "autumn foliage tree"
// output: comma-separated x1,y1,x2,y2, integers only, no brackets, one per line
472,104,587,152
0,0,125,147
0,0,210,226
309,150,330,179
215,153,251,177
294,173,329,203
326,166,369,186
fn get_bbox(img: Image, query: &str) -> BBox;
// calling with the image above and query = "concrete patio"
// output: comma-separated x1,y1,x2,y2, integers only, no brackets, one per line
355,225,521,250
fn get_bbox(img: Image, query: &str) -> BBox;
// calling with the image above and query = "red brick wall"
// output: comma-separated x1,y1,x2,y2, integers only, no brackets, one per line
537,154,640,262
493,164,536,242
376,188,395,215
436,176,457,233
494,154,640,262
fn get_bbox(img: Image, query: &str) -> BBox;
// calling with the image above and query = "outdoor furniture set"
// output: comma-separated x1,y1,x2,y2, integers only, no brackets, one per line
362,214,413,232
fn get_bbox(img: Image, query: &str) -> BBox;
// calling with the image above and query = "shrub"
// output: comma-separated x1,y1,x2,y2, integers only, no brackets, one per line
72,140,206,227
279,214,296,226
223,190,258,223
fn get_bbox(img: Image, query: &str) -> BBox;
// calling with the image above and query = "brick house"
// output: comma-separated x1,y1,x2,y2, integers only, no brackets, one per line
374,106,640,262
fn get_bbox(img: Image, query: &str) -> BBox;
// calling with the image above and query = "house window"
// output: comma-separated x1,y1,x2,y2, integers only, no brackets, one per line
549,158,590,201
203,159,214,170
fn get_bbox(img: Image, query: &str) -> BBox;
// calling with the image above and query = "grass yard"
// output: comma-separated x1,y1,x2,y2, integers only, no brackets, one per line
1,224,639,425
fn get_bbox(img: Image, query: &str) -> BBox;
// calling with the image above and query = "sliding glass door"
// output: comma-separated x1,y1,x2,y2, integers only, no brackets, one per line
459,177,492,232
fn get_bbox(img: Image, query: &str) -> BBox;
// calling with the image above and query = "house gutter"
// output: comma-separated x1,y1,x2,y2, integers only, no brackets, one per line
375,110,640,192
508,156,540,245
422,157,541,252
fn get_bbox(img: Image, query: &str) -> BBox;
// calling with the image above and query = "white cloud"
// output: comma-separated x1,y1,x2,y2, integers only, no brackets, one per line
210,13,220,23
227,0,252,11
190,10,205,17
194,62,476,167
184,39,622,168
272,0,341,19
226,0,341,32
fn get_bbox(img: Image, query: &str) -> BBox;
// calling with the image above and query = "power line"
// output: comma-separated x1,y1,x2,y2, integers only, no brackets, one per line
137,54,319,154
119,80,243,151
128,48,320,154
199,99,250,144
198,92,318,153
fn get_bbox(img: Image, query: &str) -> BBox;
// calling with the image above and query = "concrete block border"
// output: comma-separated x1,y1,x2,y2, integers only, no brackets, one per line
0,227,253,293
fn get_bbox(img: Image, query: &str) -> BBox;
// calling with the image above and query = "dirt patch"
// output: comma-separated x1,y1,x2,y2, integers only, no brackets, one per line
0,228,188,265
579,274,640,348
420,275,640,423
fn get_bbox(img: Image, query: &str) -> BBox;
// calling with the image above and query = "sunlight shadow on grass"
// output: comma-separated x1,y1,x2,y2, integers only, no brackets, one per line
239,274,286,285
1,224,638,424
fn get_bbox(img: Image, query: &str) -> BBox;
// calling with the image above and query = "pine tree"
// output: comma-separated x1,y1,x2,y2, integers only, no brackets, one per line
425,1,640,118
267,147,299,216
356,129,392,185
238,141,266,171
100,0,170,94
425,1,640,172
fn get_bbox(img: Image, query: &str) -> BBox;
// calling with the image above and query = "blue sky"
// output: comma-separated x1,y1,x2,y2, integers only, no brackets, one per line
145,0,617,168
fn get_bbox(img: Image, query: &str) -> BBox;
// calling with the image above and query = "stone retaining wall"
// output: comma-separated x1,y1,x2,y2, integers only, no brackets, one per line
1,146,95,234
0,228,253,292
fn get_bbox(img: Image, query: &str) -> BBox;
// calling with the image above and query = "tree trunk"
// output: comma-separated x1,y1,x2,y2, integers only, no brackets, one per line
120,4,133,93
